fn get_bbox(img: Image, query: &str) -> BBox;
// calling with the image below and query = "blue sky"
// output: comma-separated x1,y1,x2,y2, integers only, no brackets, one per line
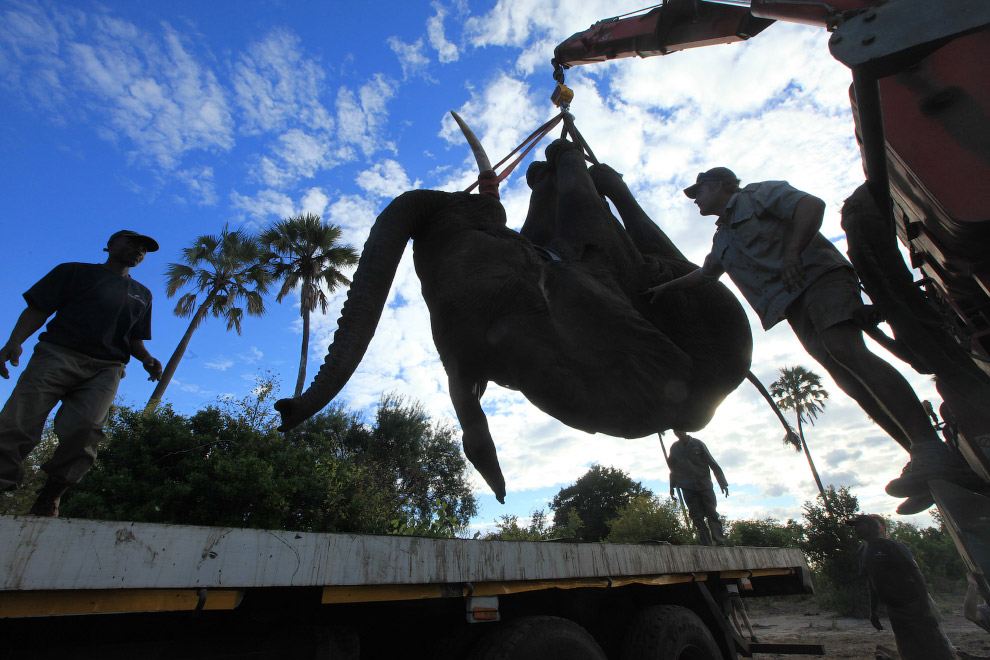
0,0,939,533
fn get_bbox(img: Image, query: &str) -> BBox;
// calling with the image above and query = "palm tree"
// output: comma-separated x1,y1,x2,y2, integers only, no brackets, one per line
770,365,832,511
146,226,270,411
261,213,358,396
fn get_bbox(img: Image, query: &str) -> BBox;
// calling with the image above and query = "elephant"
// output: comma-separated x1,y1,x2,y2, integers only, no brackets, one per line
276,118,753,503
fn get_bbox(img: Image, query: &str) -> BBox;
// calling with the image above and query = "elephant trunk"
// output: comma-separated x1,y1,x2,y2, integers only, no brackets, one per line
275,191,436,431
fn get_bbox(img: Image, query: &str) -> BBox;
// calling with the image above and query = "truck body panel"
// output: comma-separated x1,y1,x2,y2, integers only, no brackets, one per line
0,516,808,610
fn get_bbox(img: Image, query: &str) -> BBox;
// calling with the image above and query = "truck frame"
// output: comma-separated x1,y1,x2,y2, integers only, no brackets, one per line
0,516,821,659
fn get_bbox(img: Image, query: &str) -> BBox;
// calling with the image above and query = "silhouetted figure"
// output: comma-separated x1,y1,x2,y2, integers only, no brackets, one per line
848,514,955,660
0,230,162,516
965,572,990,634
668,430,728,545
647,168,978,515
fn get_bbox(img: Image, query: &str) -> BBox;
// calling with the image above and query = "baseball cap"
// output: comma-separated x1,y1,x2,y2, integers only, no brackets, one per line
683,167,738,199
108,230,159,252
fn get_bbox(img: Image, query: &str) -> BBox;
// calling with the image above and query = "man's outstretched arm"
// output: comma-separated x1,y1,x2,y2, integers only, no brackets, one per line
0,306,50,379
644,268,720,304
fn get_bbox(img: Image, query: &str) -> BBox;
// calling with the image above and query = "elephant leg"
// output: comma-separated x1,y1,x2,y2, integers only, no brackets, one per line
520,161,558,249
448,370,506,503
590,163,686,261
541,140,605,259
546,140,637,266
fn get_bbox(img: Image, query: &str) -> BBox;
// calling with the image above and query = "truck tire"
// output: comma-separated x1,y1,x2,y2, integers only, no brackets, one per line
622,604,723,660
467,615,607,660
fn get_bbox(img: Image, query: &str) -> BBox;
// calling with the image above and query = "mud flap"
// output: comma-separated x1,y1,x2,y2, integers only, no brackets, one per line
930,479,990,577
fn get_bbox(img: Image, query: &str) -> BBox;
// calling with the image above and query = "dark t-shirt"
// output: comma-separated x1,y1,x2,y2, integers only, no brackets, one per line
857,538,930,618
24,263,153,363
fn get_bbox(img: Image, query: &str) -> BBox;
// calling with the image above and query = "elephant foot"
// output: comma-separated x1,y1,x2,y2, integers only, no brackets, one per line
589,163,625,198
526,160,552,190
462,429,507,504
545,138,582,169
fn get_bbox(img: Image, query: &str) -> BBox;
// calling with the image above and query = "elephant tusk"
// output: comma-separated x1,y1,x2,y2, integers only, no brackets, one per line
450,111,493,173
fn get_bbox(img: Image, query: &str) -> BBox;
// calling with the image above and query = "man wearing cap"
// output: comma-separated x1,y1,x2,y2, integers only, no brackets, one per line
0,230,162,516
645,170,976,514
847,513,956,660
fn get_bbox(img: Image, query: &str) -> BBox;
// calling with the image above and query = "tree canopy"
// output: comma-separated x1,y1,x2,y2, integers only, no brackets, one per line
606,494,692,545
148,226,271,409
550,464,651,542
771,365,831,508
261,214,358,396
61,386,476,536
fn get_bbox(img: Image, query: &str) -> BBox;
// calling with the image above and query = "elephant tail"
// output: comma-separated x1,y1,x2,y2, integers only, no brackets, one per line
275,190,440,431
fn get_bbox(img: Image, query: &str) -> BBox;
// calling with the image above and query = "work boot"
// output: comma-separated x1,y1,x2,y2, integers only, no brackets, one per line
886,441,982,498
28,480,68,517
896,493,935,515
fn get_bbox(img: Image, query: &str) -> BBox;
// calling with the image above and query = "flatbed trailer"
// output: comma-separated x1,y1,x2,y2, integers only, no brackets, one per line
0,516,822,659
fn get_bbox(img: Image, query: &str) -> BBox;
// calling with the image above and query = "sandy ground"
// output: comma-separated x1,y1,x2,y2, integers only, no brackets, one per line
745,594,990,660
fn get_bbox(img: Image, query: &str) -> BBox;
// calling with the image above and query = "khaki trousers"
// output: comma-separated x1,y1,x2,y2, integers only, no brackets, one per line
0,342,124,490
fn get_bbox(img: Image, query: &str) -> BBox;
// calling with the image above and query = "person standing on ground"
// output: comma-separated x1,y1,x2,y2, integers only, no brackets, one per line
964,572,990,633
847,514,956,660
667,430,729,546
0,230,162,517
645,168,978,514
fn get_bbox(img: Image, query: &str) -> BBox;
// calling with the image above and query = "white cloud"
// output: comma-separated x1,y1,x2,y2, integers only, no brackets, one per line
0,1,72,109
232,28,333,135
175,166,218,205
238,346,264,363
388,36,434,81
427,4,459,63
230,188,295,224
336,75,397,157
204,359,234,371
249,128,344,187
300,188,330,216
325,193,381,242
355,159,419,199
68,24,234,170
440,73,542,188
2,5,236,171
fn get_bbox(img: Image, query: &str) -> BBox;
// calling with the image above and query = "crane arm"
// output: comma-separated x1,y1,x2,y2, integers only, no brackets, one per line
552,0,875,70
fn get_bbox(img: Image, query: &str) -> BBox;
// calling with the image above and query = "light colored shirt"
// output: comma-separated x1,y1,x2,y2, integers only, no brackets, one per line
668,435,728,492
699,180,853,329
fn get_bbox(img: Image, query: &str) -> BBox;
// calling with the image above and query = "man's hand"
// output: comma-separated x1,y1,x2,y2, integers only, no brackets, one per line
721,485,730,497
143,356,163,381
781,254,805,292
645,283,670,304
0,342,22,380
670,488,677,499
870,614,883,631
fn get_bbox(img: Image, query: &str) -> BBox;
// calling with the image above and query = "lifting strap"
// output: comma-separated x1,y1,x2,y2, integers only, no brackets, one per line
465,111,600,197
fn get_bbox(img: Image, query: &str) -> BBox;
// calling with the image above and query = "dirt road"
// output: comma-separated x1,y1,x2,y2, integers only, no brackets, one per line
749,598,990,659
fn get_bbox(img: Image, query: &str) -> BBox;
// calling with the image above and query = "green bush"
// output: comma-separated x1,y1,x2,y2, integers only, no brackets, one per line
728,517,804,548
606,494,692,545
59,390,477,536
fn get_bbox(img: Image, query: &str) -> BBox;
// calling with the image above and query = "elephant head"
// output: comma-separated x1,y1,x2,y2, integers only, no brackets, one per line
276,117,752,503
